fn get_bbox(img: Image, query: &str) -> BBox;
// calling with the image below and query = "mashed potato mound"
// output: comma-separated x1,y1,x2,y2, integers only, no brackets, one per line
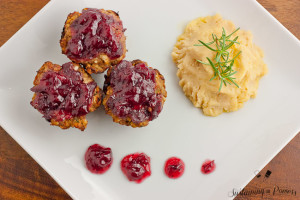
172,14,267,116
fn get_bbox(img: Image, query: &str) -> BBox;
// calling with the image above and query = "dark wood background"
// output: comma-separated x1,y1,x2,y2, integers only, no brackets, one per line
0,0,299,199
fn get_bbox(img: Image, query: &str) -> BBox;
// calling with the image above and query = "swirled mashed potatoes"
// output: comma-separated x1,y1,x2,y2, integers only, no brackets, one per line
172,14,267,116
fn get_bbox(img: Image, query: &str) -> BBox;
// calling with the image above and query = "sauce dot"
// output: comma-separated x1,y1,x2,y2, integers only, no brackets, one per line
85,144,113,174
201,160,216,174
120,152,151,183
164,157,185,179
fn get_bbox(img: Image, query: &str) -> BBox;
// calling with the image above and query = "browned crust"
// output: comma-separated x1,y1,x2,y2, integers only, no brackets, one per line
31,61,102,131
60,8,126,74
103,60,167,128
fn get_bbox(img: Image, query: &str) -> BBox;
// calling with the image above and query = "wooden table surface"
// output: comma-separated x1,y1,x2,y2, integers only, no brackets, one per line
0,0,299,199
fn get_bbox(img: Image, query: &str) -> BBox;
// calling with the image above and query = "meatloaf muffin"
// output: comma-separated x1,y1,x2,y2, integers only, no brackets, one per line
60,8,126,74
103,60,167,127
30,61,102,131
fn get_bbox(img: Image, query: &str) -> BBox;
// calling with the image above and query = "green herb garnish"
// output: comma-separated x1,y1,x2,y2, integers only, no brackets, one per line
194,27,241,91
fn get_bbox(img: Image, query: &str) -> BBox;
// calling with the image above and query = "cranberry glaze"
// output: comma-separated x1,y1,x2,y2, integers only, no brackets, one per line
201,160,216,174
164,157,185,179
30,62,96,121
66,8,124,61
121,153,151,183
104,60,164,124
85,144,113,174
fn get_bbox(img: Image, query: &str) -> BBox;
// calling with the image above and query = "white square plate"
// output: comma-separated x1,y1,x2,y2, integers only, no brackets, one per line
1,0,300,199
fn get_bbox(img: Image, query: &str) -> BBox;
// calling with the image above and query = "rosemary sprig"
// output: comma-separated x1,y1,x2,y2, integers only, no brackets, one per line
194,27,241,91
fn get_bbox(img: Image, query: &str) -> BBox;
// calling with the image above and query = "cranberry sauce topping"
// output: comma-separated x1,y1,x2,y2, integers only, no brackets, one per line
164,157,185,179
201,160,216,174
66,8,124,60
31,62,97,121
121,153,151,183
85,144,113,174
105,60,163,124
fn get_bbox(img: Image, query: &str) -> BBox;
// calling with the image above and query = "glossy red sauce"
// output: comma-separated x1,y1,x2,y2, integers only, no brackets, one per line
201,160,216,174
104,60,163,124
120,152,151,183
66,8,124,61
30,62,96,121
164,157,185,179
85,144,113,174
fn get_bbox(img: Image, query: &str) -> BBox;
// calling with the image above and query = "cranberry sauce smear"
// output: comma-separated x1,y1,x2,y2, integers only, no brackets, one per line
30,62,96,121
67,8,124,60
85,144,113,174
105,60,163,124
121,153,151,183
201,160,216,174
164,157,185,179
